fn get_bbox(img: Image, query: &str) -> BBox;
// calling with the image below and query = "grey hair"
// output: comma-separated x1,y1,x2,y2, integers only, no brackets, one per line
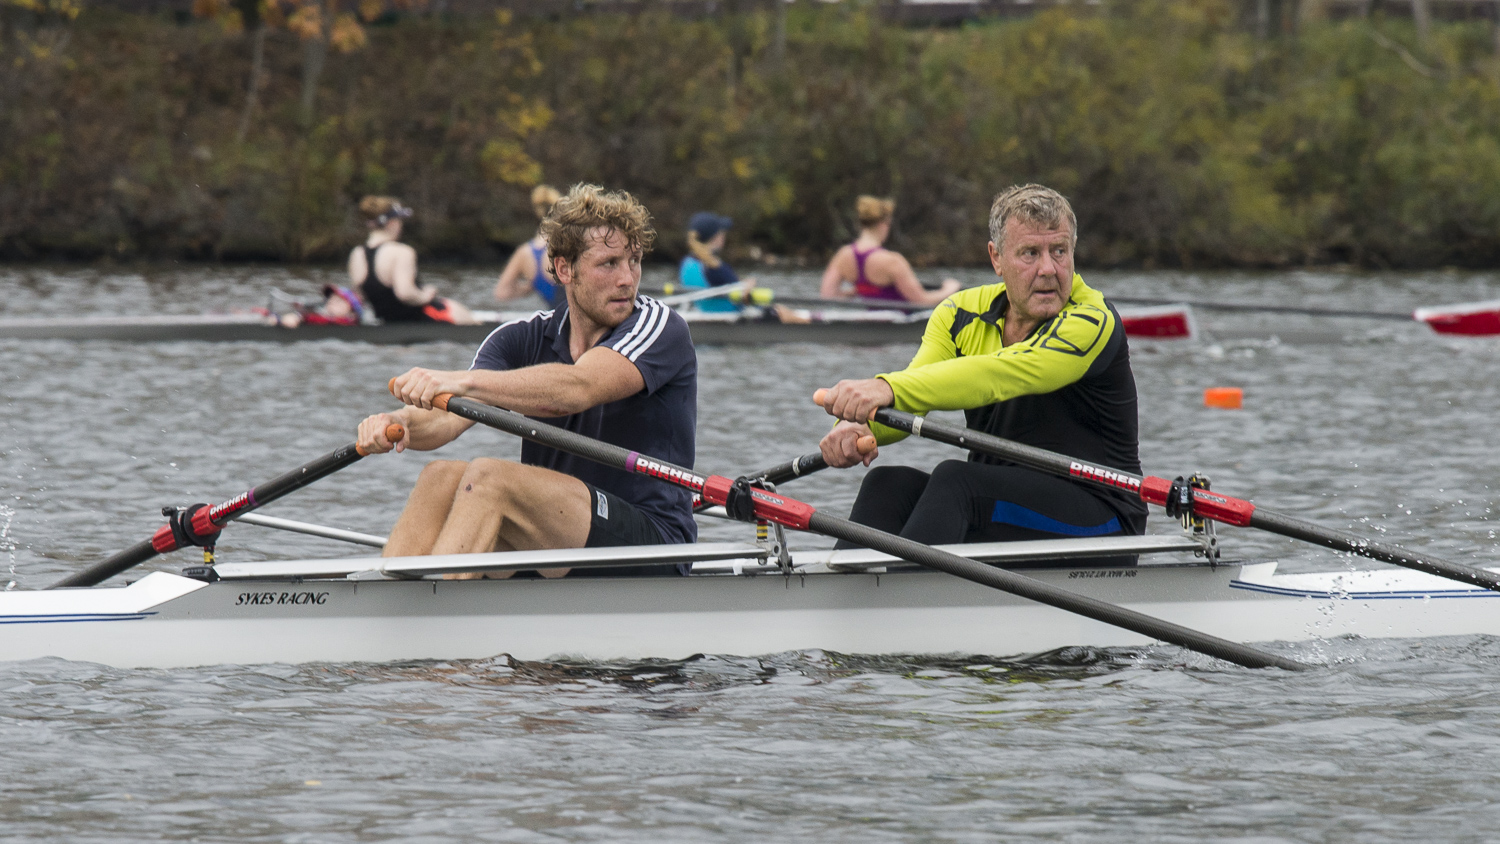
988,184,1078,249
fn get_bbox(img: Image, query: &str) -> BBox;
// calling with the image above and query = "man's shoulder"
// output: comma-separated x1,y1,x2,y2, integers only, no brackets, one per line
946,282,1005,312
1066,274,1103,301
604,296,693,362
1038,276,1120,360
470,307,558,368
1060,276,1115,324
491,306,560,337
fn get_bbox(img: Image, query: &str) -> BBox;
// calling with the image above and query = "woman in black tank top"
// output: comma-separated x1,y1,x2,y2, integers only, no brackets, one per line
349,197,475,324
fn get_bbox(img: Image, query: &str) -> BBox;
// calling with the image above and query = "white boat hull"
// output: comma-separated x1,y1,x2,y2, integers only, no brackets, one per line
5,559,1499,668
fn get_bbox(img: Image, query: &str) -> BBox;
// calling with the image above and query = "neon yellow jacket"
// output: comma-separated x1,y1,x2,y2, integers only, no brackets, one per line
873,275,1128,449
868,273,1145,530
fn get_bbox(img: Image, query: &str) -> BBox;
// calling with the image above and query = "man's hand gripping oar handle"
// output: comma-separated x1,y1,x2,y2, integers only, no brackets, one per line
48,424,404,589
359,424,409,457
866,405,1500,594
812,388,879,454
425,391,1306,671
741,393,876,486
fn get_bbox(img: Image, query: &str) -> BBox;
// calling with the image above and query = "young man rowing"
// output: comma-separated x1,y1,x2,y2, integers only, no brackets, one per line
356,184,697,576
817,184,1146,551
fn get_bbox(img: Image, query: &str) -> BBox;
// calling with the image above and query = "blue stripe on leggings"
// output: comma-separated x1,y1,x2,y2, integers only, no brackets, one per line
989,501,1120,537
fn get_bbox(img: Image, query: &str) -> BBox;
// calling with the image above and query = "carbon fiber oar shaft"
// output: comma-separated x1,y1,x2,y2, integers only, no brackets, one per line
868,407,1500,594
52,425,403,589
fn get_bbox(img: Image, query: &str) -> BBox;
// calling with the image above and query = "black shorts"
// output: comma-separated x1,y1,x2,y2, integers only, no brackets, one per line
839,460,1147,566
580,485,682,577
584,485,665,547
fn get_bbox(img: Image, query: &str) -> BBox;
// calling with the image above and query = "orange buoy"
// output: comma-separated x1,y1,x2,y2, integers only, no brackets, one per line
1204,387,1243,409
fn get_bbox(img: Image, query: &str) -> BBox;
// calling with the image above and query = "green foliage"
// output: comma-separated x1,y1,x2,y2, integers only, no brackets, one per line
4,3,1500,265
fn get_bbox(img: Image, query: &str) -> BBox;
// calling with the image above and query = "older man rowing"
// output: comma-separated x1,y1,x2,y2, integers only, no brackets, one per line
817,184,1146,550
356,184,697,576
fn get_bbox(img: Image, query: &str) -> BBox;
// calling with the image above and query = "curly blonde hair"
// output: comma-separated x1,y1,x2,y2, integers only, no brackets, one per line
540,184,656,267
856,196,895,228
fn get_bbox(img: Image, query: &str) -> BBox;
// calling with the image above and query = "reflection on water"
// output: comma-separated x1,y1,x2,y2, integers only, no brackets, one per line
353,646,1145,696
1,264,1500,840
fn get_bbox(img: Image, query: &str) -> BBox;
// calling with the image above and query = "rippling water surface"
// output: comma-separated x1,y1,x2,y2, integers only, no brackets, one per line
2,264,1500,841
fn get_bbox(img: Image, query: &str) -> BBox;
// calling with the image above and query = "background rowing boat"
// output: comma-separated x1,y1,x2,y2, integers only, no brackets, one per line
2,264,1493,343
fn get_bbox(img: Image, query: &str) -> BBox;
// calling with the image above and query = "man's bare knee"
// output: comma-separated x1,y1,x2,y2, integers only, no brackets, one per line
416,460,468,488
455,458,526,503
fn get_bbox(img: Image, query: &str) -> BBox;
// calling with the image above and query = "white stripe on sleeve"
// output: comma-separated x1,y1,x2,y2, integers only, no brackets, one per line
612,300,666,360
621,304,671,362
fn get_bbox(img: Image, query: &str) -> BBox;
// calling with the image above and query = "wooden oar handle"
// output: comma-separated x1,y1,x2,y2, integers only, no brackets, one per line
812,389,879,454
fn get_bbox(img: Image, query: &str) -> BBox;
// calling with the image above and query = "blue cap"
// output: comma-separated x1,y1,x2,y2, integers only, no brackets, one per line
688,212,733,240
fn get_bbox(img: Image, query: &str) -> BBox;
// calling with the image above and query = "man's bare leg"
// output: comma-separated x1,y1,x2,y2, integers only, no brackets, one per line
431,458,592,578
383,460,467,558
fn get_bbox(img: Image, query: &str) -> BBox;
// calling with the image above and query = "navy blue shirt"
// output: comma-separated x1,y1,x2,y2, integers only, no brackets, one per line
470,296,699,544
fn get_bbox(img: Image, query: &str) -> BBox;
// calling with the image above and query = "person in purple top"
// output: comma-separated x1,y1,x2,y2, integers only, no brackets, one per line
819,195,960,306
356,184,697,578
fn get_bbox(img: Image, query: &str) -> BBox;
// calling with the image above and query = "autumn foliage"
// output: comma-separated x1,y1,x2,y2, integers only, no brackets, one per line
4,1,1500,266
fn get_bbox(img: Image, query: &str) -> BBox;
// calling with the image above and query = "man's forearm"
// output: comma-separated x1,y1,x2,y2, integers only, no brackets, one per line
397,406,472,450
462,366,596,417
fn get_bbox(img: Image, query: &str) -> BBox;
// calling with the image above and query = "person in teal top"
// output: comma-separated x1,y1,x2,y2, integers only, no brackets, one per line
679,212,754,313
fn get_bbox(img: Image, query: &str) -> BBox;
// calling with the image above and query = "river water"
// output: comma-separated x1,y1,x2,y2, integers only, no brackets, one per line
1,264,1499,841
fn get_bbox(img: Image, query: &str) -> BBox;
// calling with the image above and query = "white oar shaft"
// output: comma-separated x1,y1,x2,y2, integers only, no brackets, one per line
235,514,387,548
657,281,749,307
468,283,748,324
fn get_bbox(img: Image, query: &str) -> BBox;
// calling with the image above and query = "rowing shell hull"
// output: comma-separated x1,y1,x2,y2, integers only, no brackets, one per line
4,561,1498,668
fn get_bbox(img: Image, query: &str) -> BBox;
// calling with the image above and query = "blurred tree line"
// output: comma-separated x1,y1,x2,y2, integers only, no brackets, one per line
4,0,1500,267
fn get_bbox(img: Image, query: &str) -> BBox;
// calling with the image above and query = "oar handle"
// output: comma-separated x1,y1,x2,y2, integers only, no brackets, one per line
432,393,1305,671
810,389,879,453
356,423,407,457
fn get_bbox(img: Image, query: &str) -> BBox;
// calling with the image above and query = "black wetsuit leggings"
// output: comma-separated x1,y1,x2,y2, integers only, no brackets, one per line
838,460,1141,561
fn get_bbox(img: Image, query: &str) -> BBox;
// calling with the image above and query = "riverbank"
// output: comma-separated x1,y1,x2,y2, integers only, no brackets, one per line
5,1,1500,267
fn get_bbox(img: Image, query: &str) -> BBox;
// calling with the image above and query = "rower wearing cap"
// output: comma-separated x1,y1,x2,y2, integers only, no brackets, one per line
819,196,960,307
678,211,756,313
817,184,1146,554
494,184,564,309
350,196,476,325
356,184,698,578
